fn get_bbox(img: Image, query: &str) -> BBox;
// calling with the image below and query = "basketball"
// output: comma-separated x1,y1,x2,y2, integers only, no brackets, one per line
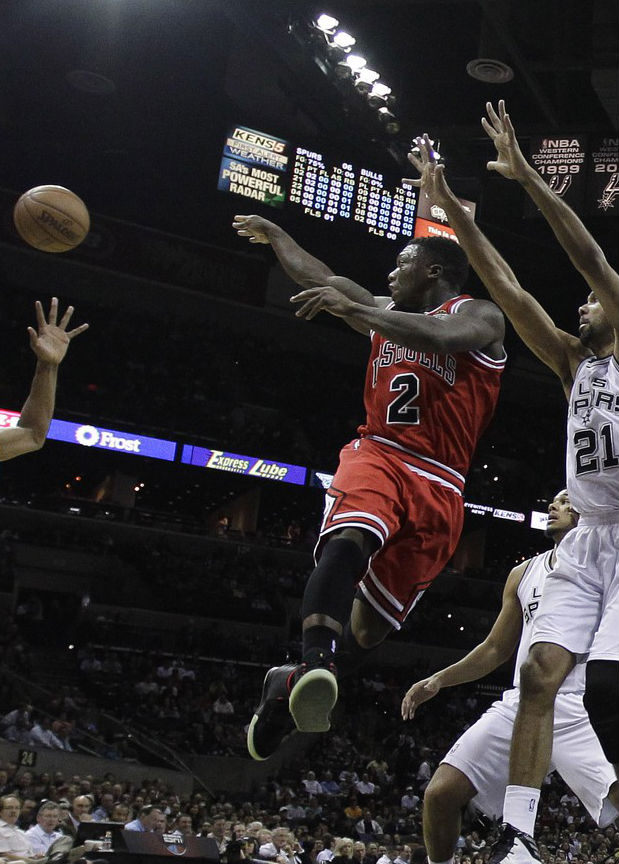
13,185,90,253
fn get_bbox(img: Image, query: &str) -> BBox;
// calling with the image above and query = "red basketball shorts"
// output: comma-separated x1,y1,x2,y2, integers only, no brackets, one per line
315,437,464,629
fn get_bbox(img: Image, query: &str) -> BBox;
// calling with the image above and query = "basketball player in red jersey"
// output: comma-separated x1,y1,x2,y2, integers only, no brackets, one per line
233,214,506,760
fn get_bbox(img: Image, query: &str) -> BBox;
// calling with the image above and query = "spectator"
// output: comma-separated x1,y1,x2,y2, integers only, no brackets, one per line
25,801,63,854
400,788,419,812
63,795,92,838
208,816,231,854
172,814,194,836
320,773,340,798
110,803,131,823
332,837,354,864
352,841,366,864
29,716,64,750
125,804,163,832
355,811,383,842
355,776,376,798
302,773,323,799
92,792,115,822
316,834,335,863
0,795,39,861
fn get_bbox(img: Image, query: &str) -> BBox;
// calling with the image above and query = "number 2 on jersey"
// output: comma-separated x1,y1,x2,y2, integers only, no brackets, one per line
387,373,421,425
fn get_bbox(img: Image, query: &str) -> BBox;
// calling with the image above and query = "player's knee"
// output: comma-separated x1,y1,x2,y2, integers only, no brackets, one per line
424,767,470,813
520,644,572,701
584,660,619,764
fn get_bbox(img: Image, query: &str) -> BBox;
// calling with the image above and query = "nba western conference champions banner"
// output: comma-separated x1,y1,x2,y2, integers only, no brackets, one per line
218,126,289,207
526,135,619,217
588,136,619,215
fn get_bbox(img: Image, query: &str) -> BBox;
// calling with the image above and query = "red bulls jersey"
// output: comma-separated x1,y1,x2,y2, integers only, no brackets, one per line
358,295,505,493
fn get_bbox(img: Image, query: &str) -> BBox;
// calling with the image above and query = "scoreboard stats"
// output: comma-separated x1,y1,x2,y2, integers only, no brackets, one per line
288,148,417,240
218,125,419,242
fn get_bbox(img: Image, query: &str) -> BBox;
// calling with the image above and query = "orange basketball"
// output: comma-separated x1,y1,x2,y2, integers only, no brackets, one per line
13,185,90,253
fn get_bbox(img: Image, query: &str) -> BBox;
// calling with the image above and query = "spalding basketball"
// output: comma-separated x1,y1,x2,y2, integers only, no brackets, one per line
13,185,90,253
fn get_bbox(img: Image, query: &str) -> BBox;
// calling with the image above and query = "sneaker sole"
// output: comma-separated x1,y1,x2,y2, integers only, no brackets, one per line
246,712,267,761
289,668,338,732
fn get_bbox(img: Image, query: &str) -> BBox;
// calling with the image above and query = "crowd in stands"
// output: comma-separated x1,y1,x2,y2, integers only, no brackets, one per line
0,749,616,864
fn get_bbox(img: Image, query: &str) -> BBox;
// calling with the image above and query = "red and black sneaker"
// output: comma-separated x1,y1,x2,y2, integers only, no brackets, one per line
289,652,338,733
246,664,296,761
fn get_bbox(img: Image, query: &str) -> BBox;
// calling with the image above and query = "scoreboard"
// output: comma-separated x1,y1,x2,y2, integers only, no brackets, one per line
218,124,419,242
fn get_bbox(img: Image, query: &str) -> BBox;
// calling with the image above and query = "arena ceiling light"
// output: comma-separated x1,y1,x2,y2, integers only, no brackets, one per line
346,54,367,72
332,31,356,49
315,13,339,33
354,68,380,95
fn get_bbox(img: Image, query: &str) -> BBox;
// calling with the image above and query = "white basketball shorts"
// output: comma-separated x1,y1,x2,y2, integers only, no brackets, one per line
441,688,618,827
530,514,618,662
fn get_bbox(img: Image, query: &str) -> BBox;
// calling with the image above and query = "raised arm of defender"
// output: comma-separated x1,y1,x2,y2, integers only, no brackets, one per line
482,100,619,349
404,135,586,397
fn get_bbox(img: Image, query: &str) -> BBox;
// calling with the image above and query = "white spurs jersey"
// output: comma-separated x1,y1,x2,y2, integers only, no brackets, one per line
567,354,619,516
512,550,584,693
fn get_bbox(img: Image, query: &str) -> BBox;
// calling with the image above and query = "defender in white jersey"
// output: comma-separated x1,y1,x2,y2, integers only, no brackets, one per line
400,490,618,864
404,102,618,862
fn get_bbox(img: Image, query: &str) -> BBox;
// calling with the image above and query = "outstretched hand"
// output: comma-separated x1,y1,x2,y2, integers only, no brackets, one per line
28,298,89,366
232,214,274,244
401,675,441,720
481,100,530,182
402,134,453,207
290,286,355,320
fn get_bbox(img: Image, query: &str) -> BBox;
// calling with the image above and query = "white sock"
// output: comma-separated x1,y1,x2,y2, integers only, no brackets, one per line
428,859,453,864
503,784,540,836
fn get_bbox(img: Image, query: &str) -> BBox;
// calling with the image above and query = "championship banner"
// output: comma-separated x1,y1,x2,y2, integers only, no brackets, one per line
526,135,587,217
587,135,619,215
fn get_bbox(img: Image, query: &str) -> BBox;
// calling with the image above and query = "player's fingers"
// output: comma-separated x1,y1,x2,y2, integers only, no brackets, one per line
58,305,75,330
486,160,502,173
34,300,46,329
48,296,58,326
67,323,89,339
290,289,317,303
481,117,498,140
401,178,421,188
504,112,516,140
27,326,38,349
486,101,502,130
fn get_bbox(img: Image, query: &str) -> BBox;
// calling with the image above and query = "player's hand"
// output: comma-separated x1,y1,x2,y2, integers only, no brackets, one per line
290,286,355,320
402,134,453,207
28,298,89,366
481,100,531,183
232,214,274,244
401,675,441,720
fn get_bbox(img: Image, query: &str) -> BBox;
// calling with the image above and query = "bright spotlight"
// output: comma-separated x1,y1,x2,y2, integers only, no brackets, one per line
357,68,380,84
346,54,367,72
371,82,391,97
332,31,356,49
316,14,339,32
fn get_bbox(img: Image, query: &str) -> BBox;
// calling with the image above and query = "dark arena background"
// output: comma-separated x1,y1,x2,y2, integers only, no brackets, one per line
0,0,617,861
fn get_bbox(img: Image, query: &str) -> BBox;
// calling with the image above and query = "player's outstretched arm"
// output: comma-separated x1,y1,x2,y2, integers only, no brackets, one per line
404,136,584,393
233,215,382,308
483,101,619,337
0,298,88,462
401,562,526,720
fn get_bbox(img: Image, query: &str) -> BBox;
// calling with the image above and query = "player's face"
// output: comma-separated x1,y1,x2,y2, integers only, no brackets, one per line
578,292,613,348
545,489,578,540
388,244,427,308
